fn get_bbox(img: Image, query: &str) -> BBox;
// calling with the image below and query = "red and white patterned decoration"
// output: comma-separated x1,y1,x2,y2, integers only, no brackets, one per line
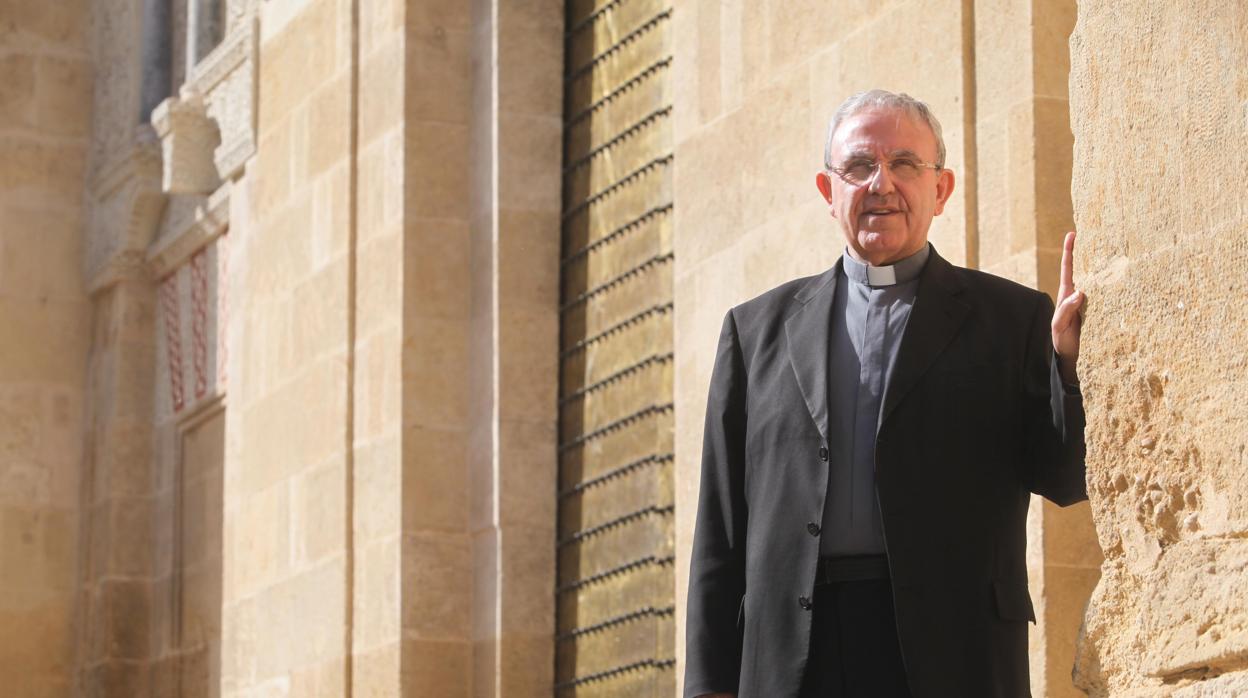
216,232,229,390
190,248,210,399
160,272,185,412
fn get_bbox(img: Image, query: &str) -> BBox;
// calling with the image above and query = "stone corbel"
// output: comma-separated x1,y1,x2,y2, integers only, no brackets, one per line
151,91,222,194
187,16,257,181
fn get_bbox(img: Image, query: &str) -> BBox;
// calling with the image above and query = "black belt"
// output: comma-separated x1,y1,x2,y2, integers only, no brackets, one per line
815,555,891,584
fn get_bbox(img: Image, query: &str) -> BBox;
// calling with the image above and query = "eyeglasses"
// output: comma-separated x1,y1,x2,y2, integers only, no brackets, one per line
828,156,942,185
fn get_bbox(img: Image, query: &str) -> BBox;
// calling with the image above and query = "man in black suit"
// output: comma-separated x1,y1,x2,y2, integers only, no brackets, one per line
683,90,1088,698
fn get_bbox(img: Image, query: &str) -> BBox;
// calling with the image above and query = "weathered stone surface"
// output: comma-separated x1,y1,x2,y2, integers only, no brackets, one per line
1070,0,1248,694
0,0,92,693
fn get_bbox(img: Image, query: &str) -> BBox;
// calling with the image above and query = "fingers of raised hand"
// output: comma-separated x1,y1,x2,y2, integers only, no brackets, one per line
1052,289,1085,334
1058,231,1077,300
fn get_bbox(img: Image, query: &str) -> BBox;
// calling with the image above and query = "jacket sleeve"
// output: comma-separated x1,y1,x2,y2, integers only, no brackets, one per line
683,309,750,698
1020,292,1088,506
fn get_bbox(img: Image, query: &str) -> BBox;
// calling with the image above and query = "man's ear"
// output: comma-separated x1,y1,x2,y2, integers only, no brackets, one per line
815,171,834,205
932,167,956,216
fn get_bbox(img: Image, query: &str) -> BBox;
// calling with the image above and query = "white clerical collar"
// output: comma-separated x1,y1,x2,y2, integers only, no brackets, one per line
867,265,896,286
842,244,931,287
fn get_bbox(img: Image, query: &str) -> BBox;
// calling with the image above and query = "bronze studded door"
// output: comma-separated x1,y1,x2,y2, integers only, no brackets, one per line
557,0,675,695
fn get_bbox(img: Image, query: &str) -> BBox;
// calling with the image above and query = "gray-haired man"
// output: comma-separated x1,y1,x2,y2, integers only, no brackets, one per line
684,90,1087,698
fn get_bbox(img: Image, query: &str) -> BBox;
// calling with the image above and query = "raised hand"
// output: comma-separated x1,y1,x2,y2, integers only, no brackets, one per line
1051,231,1085,384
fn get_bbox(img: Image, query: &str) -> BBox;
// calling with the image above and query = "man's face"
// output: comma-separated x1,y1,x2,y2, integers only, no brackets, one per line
816,107,955,266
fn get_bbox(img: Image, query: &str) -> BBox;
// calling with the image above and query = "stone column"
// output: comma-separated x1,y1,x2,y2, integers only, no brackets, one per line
393,0,475,692
79,272,161,697
0,1,94,694
76,0,169,694
1070,1,1248,695
465,0,563,694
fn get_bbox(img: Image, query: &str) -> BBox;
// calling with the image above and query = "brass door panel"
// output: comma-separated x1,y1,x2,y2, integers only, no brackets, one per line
558,0,676,694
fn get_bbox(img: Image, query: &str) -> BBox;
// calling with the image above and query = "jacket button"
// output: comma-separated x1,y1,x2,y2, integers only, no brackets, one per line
798,596,812,610
818,446,829,461
806,522,821,536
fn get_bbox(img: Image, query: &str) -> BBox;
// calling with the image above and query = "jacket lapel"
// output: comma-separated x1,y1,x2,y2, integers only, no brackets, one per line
784,263,840,442
880,248,970,425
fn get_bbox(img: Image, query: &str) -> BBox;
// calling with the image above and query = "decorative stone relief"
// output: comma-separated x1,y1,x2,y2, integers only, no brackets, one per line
85,127,165,294
224,0,259,39
150,15,256,192
149,181,230,414
188,16,257,182
155,231,228,416
145,9,254,412
151,91,221,194
147,183,230,278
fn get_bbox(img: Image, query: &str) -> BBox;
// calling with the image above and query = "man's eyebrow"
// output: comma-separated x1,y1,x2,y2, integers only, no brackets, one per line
887,148,921,159
841,148,923,160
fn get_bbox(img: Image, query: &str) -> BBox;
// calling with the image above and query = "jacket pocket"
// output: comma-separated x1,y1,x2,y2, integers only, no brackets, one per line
993,580,1036,623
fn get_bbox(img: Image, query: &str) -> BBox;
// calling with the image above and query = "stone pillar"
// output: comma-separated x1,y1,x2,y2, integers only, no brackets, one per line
0,1,93,694
347,0,408,692
1070,1,1248,695
79,272,161,697
974,0,1102,695
465,0,562,694
394,0,475,692
77,138,165,698
76,0,169,694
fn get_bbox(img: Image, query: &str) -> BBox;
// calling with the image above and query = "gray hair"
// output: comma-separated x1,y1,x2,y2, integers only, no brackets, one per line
823,90,947,170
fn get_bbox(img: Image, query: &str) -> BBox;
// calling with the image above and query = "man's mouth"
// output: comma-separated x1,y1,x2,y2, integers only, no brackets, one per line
863,208,900,216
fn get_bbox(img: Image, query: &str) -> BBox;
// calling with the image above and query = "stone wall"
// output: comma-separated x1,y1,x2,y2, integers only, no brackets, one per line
220,0,355,692
1070,1,1248,695
0,1,92,695
219,0,563,695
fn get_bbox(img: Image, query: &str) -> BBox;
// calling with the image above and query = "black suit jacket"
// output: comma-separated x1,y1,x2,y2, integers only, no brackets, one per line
684,247,1086,698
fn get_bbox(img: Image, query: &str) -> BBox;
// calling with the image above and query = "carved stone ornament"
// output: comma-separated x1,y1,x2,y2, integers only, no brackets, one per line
151,91,222,194
188,16,258,181
85,128,166,295
147,183,231,278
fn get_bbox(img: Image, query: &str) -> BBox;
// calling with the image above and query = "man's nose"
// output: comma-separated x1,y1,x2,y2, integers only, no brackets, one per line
867,162,896,194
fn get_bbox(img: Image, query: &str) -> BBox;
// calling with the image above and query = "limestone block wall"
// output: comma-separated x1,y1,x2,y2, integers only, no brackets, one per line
220,0,355,692
0,1,92,695
1069,1,1248,695
218,0,563,695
